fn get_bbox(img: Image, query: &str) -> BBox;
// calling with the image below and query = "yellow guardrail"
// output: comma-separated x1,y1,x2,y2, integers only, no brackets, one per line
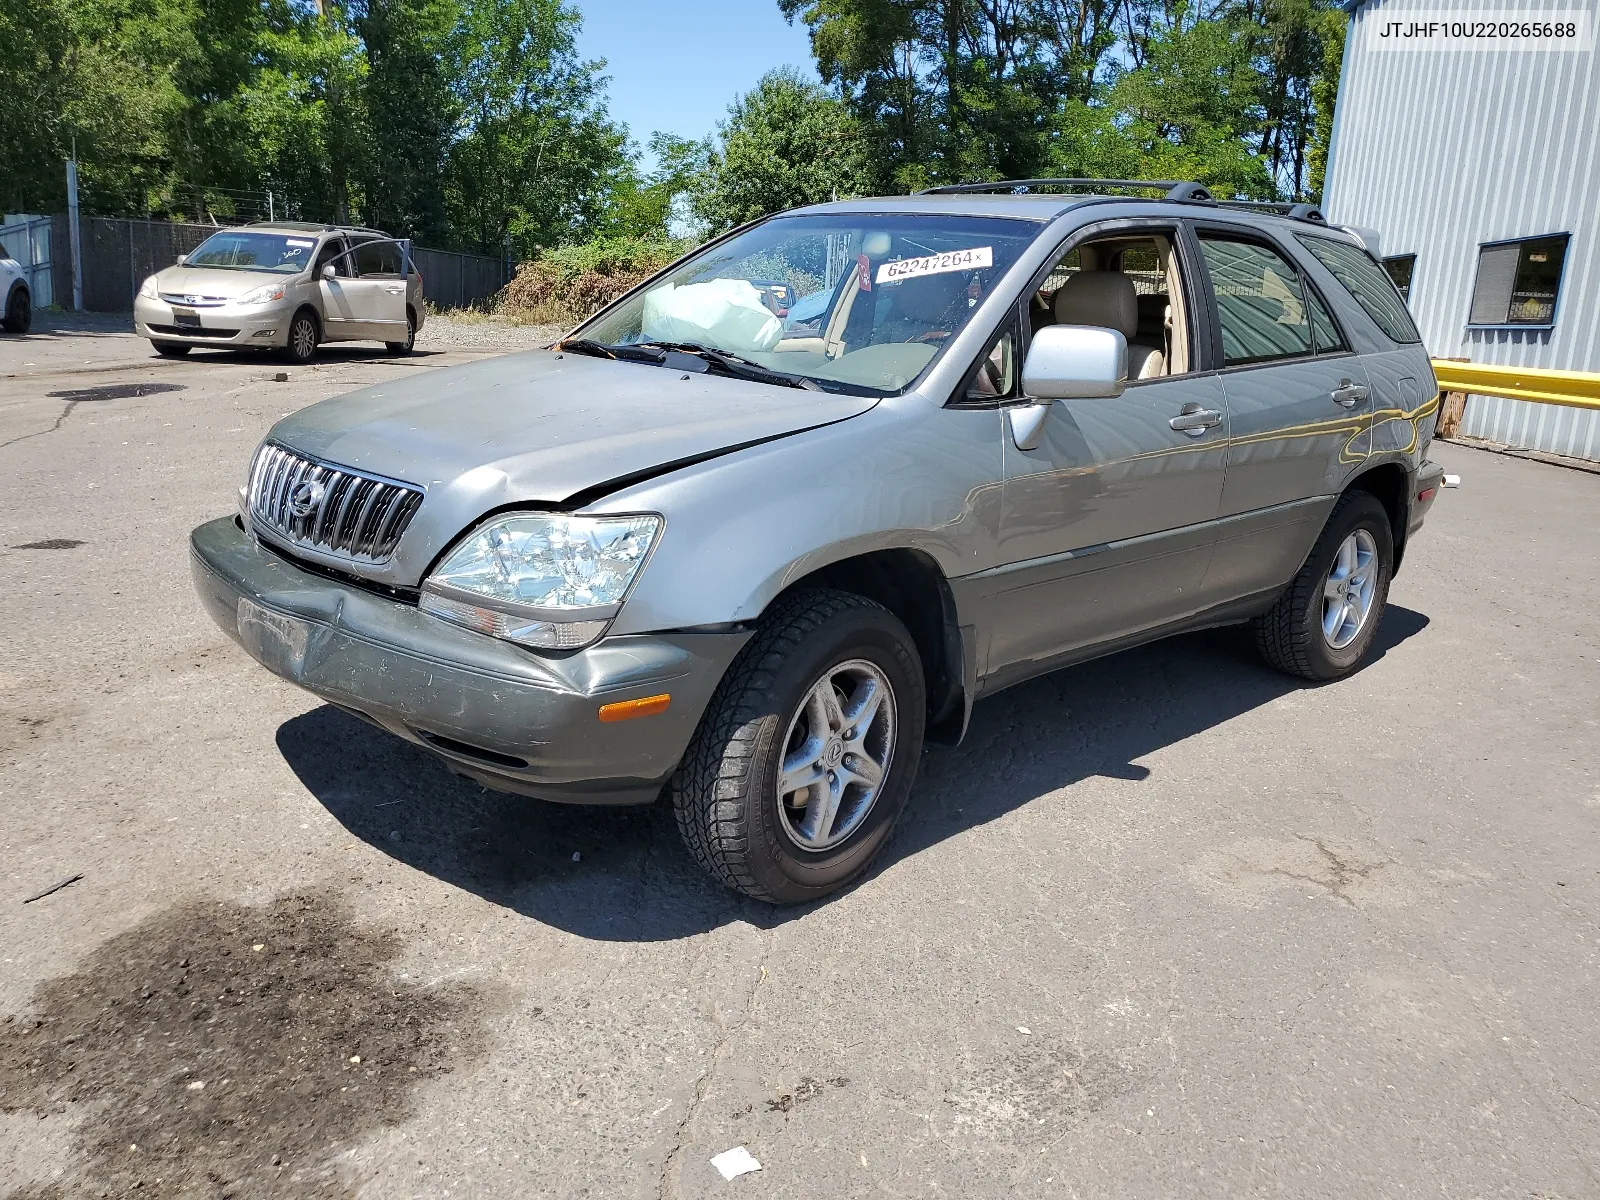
1431,359,1600,413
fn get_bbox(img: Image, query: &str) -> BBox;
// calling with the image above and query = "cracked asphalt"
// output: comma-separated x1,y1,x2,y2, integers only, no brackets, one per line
2,315,1598,1199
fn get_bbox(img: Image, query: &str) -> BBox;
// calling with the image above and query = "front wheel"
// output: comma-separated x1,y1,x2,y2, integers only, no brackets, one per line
672,589,926,903
2,287,31,333
282,309,319,365
1254,491,1394,680
385,310,416,355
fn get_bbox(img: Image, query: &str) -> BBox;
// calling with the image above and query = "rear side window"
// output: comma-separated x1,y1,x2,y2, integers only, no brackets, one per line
1297,234,1422,344
0,242,10,259
1306,286,1348,354
1198,236,1313,366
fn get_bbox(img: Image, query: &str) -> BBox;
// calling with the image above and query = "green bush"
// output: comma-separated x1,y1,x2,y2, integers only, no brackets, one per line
499,236,688,326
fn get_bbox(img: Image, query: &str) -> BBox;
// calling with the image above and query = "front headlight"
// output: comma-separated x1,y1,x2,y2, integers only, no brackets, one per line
420,513,661,650
138,275,158,299
237,282,287,306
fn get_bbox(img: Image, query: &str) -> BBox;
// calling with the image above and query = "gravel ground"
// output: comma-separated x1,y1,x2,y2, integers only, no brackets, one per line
417,312,563,352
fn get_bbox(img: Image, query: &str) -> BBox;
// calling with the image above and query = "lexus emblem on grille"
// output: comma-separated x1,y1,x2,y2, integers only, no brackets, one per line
287,479,327,517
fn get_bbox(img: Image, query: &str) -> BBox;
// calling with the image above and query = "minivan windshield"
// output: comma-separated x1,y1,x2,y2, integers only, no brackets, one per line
185,231,320,274
573,213,1043,394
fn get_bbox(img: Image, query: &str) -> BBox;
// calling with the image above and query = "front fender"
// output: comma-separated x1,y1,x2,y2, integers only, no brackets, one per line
586,398,1007,636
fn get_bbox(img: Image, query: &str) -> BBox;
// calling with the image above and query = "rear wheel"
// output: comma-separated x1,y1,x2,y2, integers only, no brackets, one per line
671,589,926,903
152,341,191,358
283,309,319,365
2,286,30,333
1254,491,1393,680
386,310,416,355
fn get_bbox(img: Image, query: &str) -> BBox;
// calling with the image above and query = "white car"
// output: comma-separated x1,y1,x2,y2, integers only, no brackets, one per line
133,222,426,363
1,239,31,333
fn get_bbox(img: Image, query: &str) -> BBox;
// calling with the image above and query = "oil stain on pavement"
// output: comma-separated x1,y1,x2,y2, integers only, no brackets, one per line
0,891,487,1199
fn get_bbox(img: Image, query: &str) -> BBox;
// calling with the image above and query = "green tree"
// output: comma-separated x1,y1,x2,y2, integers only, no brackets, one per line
444,0,632,255
692,68,872,233
0,0,73,212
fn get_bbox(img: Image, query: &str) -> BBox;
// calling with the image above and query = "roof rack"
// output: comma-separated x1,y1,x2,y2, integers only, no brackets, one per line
916,178,1328,225
919,178,1210,201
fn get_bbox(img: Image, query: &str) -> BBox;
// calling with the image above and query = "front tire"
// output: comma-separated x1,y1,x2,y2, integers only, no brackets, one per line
1254,491,1394,680
283,309,319,365
385,310,416,355
672,589,926,903
2,286,30,333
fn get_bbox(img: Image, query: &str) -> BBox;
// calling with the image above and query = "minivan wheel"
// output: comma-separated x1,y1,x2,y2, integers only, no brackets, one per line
385,311,416,355
283,310,319,364
2,286,30,333
152,341,191,358
1254,490,1394,681
671,588,926,904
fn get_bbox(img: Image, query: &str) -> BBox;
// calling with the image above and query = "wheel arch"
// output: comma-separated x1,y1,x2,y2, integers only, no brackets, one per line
1344,458,1412,572
771,547,972,746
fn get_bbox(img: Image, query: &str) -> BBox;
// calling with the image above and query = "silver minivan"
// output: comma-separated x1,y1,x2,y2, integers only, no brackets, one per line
135,222,425,363
191,181,1444,903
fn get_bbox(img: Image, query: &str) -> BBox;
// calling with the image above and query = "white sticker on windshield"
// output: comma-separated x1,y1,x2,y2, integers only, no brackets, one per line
876,246,993,284
285,238,316,248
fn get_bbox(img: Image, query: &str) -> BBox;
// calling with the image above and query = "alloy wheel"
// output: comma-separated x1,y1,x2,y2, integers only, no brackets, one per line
777,659,897,851
1322,528,1378,650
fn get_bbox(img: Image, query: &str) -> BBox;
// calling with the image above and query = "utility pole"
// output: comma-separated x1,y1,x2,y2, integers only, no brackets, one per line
66,147,83,311
267,190,275,223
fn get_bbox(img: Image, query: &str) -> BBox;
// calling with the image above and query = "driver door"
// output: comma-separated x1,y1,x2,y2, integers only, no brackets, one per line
985,223,1229,685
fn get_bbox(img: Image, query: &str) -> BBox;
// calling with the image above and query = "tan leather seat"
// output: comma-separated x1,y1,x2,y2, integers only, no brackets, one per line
1052,272,1166,380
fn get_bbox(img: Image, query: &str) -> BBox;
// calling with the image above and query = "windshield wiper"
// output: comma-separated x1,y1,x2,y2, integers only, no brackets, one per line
558,338,668,364
637,341,822,391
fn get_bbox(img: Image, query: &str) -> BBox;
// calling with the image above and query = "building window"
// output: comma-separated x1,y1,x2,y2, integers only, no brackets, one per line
1468,234,1569,327
1383,254,1415,301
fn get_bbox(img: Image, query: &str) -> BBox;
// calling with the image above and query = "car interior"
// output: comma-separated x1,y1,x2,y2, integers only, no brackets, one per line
1028,234,1190,380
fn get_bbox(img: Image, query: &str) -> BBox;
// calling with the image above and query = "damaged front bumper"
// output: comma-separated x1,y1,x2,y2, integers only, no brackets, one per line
189,516,750,804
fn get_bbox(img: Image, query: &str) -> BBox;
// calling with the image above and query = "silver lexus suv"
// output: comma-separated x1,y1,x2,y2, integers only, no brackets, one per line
135,222,425,363
191,180,1444,903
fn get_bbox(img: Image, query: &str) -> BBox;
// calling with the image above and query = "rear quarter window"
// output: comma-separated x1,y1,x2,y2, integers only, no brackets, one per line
1296,234,1422,345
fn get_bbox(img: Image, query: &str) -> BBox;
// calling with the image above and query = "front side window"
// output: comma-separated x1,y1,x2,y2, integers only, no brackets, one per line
1199,236,1313,366
1297,233,1422,343
574,213,1043,395
185,231,319,275
353,238,402,278
1466,234,1568,326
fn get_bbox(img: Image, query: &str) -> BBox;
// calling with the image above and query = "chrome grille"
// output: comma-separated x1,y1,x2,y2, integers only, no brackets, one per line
246,443,424,563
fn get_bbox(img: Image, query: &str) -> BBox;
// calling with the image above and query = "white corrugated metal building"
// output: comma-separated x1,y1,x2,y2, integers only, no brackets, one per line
1323,0,1599,461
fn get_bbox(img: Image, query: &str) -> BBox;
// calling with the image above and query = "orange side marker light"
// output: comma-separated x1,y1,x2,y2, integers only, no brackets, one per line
598,693,671,722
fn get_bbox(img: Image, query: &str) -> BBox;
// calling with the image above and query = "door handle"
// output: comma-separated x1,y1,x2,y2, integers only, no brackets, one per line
385,286,405,295
1331,379,1370,407
1169,404,1222,437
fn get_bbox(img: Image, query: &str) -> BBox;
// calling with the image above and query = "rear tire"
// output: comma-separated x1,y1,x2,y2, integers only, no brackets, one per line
1254,491,1394,681
2,286,30,333
152,341,191,358
671,588,926,904
282,309,319,365
385,310,416,355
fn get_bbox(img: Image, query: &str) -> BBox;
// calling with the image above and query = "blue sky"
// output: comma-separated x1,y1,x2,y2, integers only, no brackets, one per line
573,0,819,166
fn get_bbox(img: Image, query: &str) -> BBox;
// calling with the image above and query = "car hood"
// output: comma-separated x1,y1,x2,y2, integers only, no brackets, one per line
268,349,880,508
155,265,290,298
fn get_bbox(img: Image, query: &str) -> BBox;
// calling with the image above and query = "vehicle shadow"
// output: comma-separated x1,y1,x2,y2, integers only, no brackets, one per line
275,607,1430,941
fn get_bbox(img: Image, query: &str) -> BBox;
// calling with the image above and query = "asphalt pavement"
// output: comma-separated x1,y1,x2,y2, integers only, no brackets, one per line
2,315,1597,1199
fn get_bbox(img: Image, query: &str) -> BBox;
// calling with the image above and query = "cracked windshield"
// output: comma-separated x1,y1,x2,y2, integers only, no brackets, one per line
575,214,1041,394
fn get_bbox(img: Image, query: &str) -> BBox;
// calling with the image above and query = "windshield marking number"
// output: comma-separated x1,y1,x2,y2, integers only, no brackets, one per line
876,246,993,284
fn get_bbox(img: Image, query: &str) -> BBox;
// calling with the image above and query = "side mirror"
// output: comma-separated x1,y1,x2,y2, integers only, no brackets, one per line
1020,324,1128,399
176,254,187,267
1010,325,1129,451
321,264,336,280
